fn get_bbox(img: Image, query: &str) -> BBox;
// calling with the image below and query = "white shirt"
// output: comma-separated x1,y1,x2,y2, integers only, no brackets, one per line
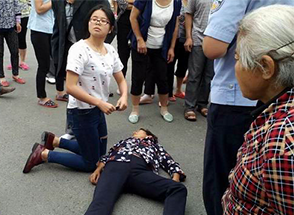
66,40,124,109
146,0,173,49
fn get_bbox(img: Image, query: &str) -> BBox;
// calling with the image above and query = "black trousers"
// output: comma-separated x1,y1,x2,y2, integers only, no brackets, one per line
117,10,131,77
85,156,187,215
167,39,190,97
131,49,168,95
0,29,19,78
18,17,28,49
202,103,255,215
31,30,52,98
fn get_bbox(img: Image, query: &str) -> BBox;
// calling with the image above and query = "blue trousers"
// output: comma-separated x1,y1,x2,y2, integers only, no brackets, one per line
48,107,107,172
85,156,187,215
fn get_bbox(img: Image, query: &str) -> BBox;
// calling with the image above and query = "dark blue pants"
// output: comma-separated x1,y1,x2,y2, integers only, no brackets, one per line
48,107,107,172
85,156,187,215
202,103,255,215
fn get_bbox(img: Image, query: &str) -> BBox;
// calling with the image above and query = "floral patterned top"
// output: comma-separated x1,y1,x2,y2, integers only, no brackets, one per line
0,0,21,30
222,88,294,214
100,136,186,181
19,0,31,18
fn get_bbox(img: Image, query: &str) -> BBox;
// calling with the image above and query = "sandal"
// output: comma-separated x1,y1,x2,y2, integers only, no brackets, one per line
19,62,30,70
13,76,26,84
197,107,208,117
56,94,69,102
38,99,58,108
0,79,10,87
174,92,185,99
184,111,197,121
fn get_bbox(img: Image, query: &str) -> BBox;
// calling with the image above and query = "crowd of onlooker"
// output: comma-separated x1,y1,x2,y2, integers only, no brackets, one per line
1,0,294,214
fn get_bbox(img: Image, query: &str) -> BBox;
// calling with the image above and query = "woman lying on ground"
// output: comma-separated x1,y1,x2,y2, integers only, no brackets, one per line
85,128,187,215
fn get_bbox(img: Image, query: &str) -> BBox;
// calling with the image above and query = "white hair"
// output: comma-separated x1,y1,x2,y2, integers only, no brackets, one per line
237,5,294,87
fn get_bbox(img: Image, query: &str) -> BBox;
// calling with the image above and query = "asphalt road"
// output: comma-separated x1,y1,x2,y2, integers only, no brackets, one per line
0,35,207,215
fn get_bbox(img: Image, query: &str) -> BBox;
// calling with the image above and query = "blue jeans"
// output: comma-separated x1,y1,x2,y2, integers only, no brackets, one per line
48,107,108,172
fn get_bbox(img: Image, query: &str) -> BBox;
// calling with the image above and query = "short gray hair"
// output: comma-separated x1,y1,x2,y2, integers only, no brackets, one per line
237,5,294,87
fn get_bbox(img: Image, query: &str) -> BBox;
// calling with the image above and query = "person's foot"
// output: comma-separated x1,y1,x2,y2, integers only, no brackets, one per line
139,94,154,105
56,93,69,102
174,92,185,99
161,111,173,122
23,143,46,173
184,110,197,121
38,98,58,108
12,76,26,84
46,76,56,84
197,107,208,117
7,64,12,70
0,86,15,95
0,78,10,87
19,62,30,70
41,131,56,150
169,96,176,102
60,133,75,140
128,113,139,124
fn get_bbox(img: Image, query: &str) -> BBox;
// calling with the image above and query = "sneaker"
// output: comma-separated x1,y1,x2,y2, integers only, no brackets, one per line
60,133,75,140
46,76,56,84
139,94,154,105
19,62,30,70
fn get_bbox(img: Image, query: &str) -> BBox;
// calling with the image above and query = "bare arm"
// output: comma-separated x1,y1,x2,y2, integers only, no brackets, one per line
130,6,147,54
66,71,116,115
113,71,128,111
184,13,193,52
113,0,118,15
202,36,229,59
167,17,180,63
34,0,51,14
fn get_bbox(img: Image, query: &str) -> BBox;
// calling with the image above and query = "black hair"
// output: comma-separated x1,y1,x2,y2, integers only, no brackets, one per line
83,4,115,39
139,128,158,141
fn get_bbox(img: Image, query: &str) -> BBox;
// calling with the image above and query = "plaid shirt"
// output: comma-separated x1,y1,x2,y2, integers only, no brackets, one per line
100,137,186,181
222,88,294,214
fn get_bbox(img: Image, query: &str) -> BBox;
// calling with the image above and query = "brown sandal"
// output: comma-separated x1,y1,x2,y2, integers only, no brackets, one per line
184,111,197,121
198,108,208,117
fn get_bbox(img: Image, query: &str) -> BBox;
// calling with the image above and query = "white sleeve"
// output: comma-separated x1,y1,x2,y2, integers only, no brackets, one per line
109,45,124,74
66,42,88,76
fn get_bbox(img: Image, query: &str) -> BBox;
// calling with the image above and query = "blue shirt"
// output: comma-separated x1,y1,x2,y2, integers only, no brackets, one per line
27,0,54,34
129,0,182,60
204,0,294,106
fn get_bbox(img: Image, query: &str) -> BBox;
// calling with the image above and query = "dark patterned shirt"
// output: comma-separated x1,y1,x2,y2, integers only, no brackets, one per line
222,88,294,214
100,137,186,181
0,0,21,29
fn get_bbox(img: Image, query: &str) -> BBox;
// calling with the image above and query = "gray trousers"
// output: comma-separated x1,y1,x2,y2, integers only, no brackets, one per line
185,45,214,112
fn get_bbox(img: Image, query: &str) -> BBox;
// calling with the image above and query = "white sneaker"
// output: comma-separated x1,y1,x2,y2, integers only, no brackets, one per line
46,77,56,84
60,133,75,140
139,94,154,104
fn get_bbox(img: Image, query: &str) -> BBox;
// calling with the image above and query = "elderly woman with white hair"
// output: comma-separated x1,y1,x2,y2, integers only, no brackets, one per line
222,5,294,214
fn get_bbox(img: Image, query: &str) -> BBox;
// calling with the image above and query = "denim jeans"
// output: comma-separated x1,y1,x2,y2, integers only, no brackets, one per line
48,107,107,172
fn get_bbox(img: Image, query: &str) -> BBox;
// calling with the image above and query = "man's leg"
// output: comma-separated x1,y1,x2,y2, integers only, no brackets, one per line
202,104,255,215
127,156,187,215
85,161,131,215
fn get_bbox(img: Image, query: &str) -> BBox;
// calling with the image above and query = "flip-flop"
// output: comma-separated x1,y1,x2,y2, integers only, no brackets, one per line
56,94,69,102
38,99,58,108
184,111,197,121
174,92,185,99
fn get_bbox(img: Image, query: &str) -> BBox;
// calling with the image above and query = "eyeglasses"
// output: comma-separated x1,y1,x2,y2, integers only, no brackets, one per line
268,40,294,62
90,17,110,25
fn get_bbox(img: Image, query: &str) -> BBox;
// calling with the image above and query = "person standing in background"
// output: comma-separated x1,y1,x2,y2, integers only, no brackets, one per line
7,0,31,71
28,0,58,108
0,0,26,87
202,0,294,214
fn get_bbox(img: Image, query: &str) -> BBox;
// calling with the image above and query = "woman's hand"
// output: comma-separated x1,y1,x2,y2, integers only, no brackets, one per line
172,173,180,182
167,48,175,63
89,169,101,185
97,100,116,115
116,96,128,111
137,38,147,55
16,23,22,33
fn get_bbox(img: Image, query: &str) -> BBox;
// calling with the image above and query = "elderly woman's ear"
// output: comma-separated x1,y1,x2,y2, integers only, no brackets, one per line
259,55,276,80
